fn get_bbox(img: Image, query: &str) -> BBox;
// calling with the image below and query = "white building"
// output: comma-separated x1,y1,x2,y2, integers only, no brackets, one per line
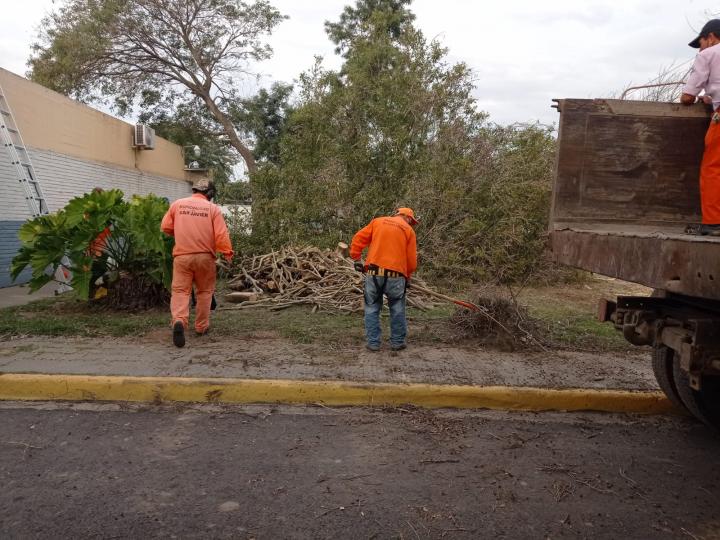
0,68,195,287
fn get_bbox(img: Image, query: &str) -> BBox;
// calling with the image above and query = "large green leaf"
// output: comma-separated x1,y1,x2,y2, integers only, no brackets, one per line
70,256,93,300
11,188,177,302
28,272,53,292
10,247,33,281
64,189,125,228
127,194,169,254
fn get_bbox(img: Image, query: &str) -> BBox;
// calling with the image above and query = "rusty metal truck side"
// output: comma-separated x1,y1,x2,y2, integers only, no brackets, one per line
550,98,720,429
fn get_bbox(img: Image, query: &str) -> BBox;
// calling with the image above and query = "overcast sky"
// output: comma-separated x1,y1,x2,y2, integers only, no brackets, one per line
1,0,718,126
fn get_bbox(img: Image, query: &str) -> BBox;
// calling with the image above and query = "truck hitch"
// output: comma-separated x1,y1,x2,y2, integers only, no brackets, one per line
600,296,720,389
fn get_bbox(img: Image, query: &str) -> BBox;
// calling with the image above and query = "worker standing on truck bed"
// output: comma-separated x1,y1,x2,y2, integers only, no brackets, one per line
350,208,418,352
682,19,720,236
161,179,233,348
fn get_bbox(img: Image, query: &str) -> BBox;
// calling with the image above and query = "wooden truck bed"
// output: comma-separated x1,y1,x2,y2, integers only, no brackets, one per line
550,99,720,300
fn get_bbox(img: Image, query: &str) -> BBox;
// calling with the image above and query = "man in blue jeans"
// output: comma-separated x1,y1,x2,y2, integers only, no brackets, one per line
350,208,419,351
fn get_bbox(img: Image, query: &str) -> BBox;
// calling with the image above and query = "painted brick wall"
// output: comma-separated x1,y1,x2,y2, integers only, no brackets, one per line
31,149,191,211
0,143,34,288
0,221,31,288
0,144,34,221
0,148,192,288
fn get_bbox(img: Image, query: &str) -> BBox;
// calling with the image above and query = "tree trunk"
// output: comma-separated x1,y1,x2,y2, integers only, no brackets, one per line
200,92,257,174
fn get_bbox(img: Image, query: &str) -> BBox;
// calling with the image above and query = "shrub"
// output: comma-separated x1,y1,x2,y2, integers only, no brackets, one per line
11,189,174,310
245,2,559,284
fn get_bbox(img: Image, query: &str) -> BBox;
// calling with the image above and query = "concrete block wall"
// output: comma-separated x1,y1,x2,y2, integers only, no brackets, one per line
0,147,191,288
0,144,35,287
32,149,192,210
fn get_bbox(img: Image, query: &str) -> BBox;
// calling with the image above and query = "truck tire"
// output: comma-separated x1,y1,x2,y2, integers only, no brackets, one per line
651,346,687,412
672,356,720,431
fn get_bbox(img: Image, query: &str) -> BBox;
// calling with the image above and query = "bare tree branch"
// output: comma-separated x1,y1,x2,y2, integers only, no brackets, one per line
29,0,288,173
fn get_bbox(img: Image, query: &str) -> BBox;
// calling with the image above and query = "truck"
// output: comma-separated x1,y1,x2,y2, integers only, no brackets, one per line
550,98,720,429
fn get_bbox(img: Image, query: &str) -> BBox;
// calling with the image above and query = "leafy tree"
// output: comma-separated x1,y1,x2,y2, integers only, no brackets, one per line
29,0,286,173
11,190,174,310
248,0,557,283
251,0,484,247
136,89,273,203
218,180,252,204
137,91,238,183
325,0,415,56
228,82,294,165
450,123,556,283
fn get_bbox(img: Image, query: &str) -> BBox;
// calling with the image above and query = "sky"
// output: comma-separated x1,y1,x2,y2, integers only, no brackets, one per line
1,0,719,127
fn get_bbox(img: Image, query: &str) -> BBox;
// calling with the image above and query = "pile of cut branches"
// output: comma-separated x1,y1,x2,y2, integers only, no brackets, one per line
222,246,439,313
449,290,548,351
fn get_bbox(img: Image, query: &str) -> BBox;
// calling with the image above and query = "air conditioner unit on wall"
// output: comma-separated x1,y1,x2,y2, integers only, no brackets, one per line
133,124,155,150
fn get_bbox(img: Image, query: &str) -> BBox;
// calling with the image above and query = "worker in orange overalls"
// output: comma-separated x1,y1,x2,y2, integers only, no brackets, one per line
87,188,112,299
87,225,112,299
161,179,233,347
350,208,418,352
682,19,720,236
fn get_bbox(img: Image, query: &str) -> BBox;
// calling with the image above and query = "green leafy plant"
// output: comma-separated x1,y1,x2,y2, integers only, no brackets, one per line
11,189,174,310
246,0,559,284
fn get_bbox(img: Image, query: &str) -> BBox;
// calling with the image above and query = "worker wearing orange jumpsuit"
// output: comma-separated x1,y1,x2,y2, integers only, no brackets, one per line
161,179,233,347
682,19,720,236
350,208,418,351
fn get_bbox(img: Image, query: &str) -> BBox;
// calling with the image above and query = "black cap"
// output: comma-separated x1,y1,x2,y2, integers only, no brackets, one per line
689,19,720,48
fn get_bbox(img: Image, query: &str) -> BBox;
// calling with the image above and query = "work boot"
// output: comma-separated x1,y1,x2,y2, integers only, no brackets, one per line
366,343,380,352
699,224,720,236
195,328,210,337
391,343,407,351
172,321,186,348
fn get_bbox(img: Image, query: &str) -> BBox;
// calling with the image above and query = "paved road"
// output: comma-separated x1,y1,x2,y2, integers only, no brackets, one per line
0,403,718,539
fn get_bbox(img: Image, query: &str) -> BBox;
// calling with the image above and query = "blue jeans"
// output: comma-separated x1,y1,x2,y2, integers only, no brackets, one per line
363,275,407,348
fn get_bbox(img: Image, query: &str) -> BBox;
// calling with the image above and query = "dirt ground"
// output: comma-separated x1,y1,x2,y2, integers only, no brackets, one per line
511,274,652,313
0,275,659,390
0,402,717,539
0,332,656,390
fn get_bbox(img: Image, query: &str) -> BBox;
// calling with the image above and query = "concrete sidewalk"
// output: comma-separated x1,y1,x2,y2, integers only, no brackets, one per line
0,335,657,390
0,283,62,309
0,335,671,413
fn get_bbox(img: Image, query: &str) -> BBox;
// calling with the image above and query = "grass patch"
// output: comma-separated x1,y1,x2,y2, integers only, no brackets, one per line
527,304,632,352
0,295,168,338
516,280,645,352
212,308,363,344
215,305,455,345
0,277,640,352
0,290,458,347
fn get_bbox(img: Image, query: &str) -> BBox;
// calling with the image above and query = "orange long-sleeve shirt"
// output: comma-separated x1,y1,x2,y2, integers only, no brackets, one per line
350,215,417,277
160,193,234,260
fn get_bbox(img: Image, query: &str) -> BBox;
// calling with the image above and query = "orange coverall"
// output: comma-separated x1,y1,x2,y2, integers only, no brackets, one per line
681,40,720,224
160,193,233,333
701,120,720,223
350,216,417,277
88,227,111,257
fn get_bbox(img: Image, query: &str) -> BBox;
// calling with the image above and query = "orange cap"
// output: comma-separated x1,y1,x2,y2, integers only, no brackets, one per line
396,207,418,224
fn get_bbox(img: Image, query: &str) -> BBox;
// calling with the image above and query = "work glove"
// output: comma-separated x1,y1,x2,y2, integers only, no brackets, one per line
353,260,365,273
406,277,411,289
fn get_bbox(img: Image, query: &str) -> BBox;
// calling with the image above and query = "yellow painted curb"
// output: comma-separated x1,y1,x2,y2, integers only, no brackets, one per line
0,373,674,414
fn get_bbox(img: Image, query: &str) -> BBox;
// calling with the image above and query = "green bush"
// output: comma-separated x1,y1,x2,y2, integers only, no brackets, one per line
11,190,174,309
243,1,558,284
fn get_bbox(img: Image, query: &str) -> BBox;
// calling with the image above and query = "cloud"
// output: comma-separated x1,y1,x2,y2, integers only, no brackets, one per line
2,0,719,127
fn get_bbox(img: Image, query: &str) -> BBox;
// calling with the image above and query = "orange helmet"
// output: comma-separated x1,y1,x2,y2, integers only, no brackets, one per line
395,207,419,224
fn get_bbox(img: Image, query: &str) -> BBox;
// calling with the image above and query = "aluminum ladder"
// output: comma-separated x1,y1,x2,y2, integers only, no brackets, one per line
0,83,48,217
